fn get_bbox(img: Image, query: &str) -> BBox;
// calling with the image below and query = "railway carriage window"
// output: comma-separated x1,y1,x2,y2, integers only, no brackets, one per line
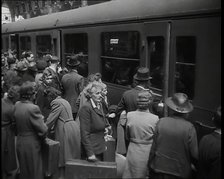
10,34,18,52
20,36,31,52
147,37,165,90
36,35,52,58
175,36,196,99
101,31,140,86
64,33,88,77
4,37,9,50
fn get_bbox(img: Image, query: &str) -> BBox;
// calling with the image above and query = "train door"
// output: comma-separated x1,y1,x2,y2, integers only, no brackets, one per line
170,17,221,140
144,22,171,115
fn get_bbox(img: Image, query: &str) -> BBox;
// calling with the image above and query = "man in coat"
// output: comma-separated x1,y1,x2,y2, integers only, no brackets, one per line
61,55,84,119
148,93,198,179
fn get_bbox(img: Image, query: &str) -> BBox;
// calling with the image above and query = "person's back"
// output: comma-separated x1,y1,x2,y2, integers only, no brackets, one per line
61,55,84,119
116,67,152,115
149,93,198,179
197,106,221,179
150,116,197,178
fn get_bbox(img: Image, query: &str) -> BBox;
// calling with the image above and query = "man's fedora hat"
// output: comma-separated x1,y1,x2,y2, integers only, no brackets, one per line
165,93,193,113
36,60,48,71
66,55,80,67
134,67,152,81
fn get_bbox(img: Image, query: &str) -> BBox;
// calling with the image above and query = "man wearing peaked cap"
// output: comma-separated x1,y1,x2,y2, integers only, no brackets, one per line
148,93,198,179
61,55,84,119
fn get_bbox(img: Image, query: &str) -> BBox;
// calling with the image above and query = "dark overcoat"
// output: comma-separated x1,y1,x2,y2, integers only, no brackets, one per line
1,98,17,173
79,100,108,157
61,70,84,114
116,86,146,115
46,96,81,167
14,100,48,179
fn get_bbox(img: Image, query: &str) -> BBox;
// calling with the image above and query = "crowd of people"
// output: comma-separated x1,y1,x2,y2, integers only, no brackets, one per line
1,49,221,179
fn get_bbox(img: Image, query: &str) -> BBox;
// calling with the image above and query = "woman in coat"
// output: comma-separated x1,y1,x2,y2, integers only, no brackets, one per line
14,81,48,179
122,90,159,178
1,85,20,178
79,81,110,161
45,86,81,179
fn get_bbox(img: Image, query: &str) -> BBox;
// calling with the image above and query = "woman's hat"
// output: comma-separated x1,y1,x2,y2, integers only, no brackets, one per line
165,93,193,113
36,60,48,71
134,67,152,81
20,81,36,98
66,55,80,67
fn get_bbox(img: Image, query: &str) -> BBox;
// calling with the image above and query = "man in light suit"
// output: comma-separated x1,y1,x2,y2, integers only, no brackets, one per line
61,55,84,119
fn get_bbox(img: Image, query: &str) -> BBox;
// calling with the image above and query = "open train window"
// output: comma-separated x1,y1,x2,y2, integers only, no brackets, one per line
64,33,88,77
101,31,140,86
147,37,165,91
175,36,196,99
36,35,52,58
20,36,31,52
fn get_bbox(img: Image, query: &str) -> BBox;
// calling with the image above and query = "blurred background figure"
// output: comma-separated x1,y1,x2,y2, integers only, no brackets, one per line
197,106,221,179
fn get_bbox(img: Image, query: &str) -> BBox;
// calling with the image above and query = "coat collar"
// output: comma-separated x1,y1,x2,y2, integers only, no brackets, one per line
90,98,104,116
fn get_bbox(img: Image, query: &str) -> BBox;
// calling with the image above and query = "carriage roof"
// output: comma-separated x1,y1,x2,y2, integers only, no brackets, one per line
2,0,221,34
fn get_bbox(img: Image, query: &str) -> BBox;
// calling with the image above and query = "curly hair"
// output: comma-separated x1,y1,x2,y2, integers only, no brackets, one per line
137,90,153,110
83,81,104,100
44,86,62,103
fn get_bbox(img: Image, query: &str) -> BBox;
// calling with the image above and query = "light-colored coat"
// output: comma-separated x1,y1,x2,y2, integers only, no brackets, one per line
123,110,159,178
46,96,81,167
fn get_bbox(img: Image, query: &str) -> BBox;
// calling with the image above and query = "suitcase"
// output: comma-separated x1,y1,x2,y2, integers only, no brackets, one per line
42,138,60,177
65,159,117,179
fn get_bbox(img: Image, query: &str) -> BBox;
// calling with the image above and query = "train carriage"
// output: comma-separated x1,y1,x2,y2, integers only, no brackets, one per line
2,0,221,141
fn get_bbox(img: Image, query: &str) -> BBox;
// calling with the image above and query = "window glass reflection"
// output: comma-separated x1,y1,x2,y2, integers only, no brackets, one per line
101,31,140,86
175,36,196,99
147,37,165,90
